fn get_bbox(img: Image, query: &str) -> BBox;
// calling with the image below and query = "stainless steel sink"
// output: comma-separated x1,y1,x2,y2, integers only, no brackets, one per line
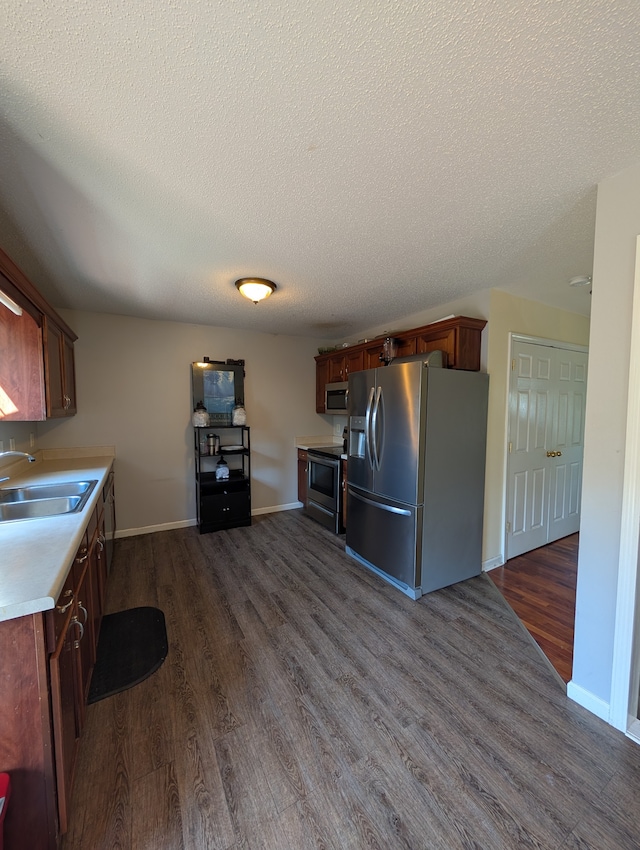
0,480,98,522
0,480,97,503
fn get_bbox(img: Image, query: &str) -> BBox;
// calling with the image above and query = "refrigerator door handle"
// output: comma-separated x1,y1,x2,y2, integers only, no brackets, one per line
348,487,412,516
365,386,375,469
372,386,383,470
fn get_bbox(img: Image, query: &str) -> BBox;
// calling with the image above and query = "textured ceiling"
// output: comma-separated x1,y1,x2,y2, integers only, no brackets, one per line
1,0,639,339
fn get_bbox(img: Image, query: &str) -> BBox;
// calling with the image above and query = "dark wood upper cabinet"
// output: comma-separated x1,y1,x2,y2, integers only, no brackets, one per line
43,316,77,417
0,248,77,421
315,315,486,413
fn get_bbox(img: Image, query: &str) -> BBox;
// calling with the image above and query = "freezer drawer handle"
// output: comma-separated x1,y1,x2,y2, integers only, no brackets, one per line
348,487,412,517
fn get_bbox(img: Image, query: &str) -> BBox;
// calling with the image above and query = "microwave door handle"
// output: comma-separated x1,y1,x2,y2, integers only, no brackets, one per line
365,386,375,469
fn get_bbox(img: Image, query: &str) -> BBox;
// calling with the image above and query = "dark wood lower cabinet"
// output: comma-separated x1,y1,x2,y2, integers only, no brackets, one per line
49,608,82,836
0,500,110,848
297,449,308,506
0,614,58,850
341,458,347,530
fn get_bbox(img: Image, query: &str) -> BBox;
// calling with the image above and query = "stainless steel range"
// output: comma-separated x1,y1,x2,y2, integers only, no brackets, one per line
306,445,344,534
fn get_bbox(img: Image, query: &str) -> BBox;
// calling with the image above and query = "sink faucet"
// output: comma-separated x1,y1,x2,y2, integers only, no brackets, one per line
0,451,36,483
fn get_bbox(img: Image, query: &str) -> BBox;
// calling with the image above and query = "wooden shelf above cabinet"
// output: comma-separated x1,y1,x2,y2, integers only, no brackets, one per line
315,315,486,413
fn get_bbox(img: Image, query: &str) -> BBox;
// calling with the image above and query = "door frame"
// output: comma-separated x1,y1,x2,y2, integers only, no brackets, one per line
610,236,640,736
505,333,589,561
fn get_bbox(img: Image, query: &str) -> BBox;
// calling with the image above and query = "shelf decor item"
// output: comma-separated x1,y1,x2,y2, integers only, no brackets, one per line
192,401,209,427
231,403,247,426
215,456,230,480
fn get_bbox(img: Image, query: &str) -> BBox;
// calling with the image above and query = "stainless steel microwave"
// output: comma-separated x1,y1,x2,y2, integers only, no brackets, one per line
325,381,349,412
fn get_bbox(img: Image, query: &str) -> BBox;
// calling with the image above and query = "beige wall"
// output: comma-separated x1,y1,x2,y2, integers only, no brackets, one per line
483,289,591,566
29,311,331,534
571,160,640,711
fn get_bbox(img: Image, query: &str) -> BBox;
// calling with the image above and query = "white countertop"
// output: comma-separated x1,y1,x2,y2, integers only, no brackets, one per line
0,449,115,623
295,435,343,451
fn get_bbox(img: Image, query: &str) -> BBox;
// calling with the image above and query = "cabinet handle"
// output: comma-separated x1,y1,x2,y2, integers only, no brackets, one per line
97,536,104,553
56,588,74,614
71,616,85,648
78,603,88,625
75,547,89,564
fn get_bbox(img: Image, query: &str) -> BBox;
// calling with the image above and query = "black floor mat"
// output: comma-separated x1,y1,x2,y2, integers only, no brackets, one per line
88,606,168,704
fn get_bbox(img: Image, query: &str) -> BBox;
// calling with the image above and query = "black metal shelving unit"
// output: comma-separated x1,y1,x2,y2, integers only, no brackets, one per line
194,425,251,533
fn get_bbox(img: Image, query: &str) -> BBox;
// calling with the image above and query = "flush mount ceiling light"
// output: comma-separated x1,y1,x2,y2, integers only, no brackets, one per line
235,277,277,304
569,275,592,288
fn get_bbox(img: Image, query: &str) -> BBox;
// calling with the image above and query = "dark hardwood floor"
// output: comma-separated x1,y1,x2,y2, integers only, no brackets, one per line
62,516,640,850
489,534,578,684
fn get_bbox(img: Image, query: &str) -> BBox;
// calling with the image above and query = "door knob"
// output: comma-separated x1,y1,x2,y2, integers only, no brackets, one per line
547,451,556,457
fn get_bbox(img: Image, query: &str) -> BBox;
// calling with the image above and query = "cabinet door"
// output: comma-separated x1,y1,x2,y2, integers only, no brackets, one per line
0,297,46,420
345,348,364,377
44,318,65,417
327,353,346,383
50,609,82,835
43,316,77,417
62,332,77,414
364,344,383,369
75,560,95,717
103,471,116,574
316,358,329,413
95,511,108,616
341,458,347,530
415,328,454,366
395,336,417,358
297,450,308,505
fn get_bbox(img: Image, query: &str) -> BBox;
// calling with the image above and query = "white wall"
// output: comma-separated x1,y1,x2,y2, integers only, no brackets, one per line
570,161,640,714
32,311,332,534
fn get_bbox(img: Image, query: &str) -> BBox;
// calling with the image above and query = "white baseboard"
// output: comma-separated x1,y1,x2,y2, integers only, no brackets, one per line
252,502,302,515
116,518,197,538
566,680,611,723
482,555,504,572
116,503,303,538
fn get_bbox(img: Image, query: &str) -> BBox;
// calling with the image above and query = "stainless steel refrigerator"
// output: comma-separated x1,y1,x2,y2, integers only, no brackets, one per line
346,354,489,599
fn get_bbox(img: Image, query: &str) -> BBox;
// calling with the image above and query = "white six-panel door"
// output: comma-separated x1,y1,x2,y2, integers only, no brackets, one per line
506,339,588,560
